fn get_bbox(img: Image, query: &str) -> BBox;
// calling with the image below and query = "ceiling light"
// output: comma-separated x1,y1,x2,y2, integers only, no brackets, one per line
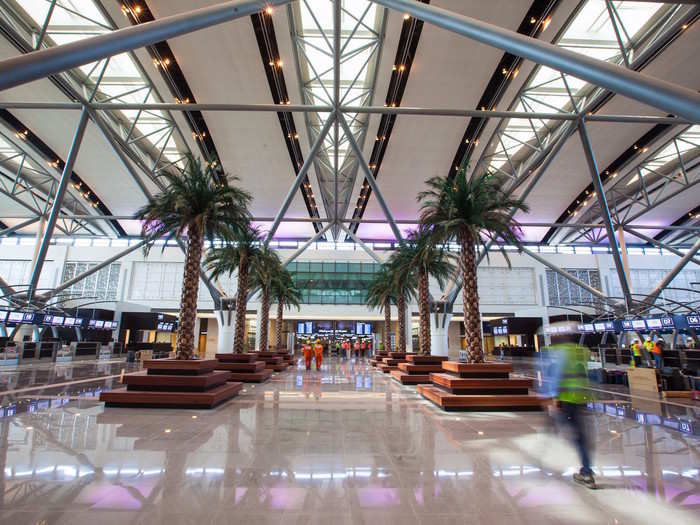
403,14,410,20
276,59,283,67
192,415,197,419
541,17,551,30
265,6,273,15
530,17,536,24
134,5,142,14
398,64,405,72
164,429,171,433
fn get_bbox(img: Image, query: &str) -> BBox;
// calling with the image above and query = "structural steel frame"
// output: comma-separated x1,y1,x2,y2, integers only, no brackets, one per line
0,0,697,314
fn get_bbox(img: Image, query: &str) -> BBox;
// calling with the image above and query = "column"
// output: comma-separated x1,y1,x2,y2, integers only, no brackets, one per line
215,309,235,354
430,313,452,357
255,308,263,351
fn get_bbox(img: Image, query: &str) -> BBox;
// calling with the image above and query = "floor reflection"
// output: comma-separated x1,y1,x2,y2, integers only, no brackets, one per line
0,357,696,524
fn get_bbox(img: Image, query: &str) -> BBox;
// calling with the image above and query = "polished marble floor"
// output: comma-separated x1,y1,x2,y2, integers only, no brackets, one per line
0,357,697,524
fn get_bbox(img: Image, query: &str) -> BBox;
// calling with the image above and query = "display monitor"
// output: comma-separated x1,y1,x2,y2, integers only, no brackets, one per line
64,318,75,326
686,314,700,328
646,318,662,330
23,312,35,323
604,321,615,332
95,320,104,328
43,315,53,325
576,324,585,333
593,323,606,332
165,323,173,331
157,322,165,331
8,312,23,323
632,319,647,330
364,323,372,335
89,319,96,327
74,317,84,327
356,322,364,335
661,317,675,329
621,320,634,331
305,321,313,334
0,311,7,323
296,322,305,334
583,324,594,333
52,316,64,325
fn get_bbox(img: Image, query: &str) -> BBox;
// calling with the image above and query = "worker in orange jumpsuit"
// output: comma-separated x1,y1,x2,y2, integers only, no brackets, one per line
303,340,314,370
313,339,324,370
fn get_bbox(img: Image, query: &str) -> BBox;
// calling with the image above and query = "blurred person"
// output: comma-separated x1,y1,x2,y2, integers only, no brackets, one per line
360,339,367,357
548,332,596,489
353,339,360,358
651,339,665,369
303,339,314,370
630,339,642,368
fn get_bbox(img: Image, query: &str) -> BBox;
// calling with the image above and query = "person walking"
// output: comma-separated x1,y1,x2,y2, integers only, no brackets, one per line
303,340,314,370
313,339,324,371
552,340,596,489
651,339,665,369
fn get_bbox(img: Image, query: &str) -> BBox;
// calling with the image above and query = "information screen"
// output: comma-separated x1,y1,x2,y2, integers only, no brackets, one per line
604,321,615,332
64,318,75,326
661,317,675,329
95,320,104,328
632,319,647,330
593,323,606,332
645,318,662,330
583,324,594,333
621,320,634,331
687,314,700,328
89,319,96,327
8,312,23,322
305,321,313,334
52,316,64,325
43,315,53,325
23,313,35,323
157,322,165,331
296,322,305,334
0,311,7,322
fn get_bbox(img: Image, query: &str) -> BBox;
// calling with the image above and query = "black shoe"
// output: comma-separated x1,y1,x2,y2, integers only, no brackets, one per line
573,473,596,489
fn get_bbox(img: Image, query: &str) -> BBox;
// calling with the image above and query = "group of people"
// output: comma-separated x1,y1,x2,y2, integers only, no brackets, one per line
301,339,324,370
629,336,665,368
336,339,370,359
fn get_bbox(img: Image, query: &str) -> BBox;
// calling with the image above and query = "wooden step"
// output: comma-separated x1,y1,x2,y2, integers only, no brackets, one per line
259,356,283,364
125,371,231,391
382,358,408,366
388,352,416,359
390,370,432,385
398,363,444,374
144,359,218,375
406,355,448,364
216,353,258,363
227,369,273,383
441,361,513,378
417,385,544,412
266,362,290,372
216,361,266,373
378,364,398,373
430,373,532,395
100,382,243,408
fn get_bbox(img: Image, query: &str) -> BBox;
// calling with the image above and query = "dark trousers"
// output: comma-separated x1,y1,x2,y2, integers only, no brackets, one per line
560,401,593,476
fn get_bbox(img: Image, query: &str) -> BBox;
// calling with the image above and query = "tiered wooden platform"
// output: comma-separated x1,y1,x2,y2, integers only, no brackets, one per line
417,361,544,411
275,350,295,364
370,351,389,367
390,355,448,384
254,352,291,372
100,359,242,408
377,352,417,373
215,353,273,382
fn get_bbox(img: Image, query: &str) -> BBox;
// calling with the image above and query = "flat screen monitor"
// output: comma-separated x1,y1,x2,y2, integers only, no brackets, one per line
604,321,615,332
621,320,634,331
75,317,84,327
686,314,700,328
157,322,165,331
166,323,173,331
646,318,662,330
64,317,75,326
52,316,64,325
356,322,363,335
89,319,96,327
103,321,111,329
0,311,7,323
593,323,606,332
95,320,104,328
364,323,372,335
661,317,674,329
583,324,594,333
43,314,53,325
576,324,584,333
305,321,313,334
8,312,23,323
23,312,35,323
632,319,647,330
296,322,305,334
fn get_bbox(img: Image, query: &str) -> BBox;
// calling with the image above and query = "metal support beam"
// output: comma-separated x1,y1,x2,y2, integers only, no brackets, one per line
27,107,89,300
578,120,634,311
282,222,335,266
338,113,403,242
0,0,294,92
339,223,383,264
623,226,700,266
0,217,40,237
642,237,700,309
264,114,335,246
369,0,700,122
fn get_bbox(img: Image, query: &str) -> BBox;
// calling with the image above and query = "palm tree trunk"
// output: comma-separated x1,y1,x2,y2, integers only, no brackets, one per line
459,229,484,363
397,293,407,352
259,288,270,352
233,254,249,353
383,297,391,351
418,268,431,355
276,300,284,349
175,222,203,359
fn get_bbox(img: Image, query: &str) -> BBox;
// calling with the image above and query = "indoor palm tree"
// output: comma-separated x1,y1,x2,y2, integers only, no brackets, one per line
136,154,251,359
418,170,528,362
386,249,417,352
271,269,302,350
249,246,282,352
366,265,395,352
205,224,262,353
405,226,455,355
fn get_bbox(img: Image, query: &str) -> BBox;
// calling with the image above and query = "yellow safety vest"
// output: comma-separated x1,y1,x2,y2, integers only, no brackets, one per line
556,343,590,405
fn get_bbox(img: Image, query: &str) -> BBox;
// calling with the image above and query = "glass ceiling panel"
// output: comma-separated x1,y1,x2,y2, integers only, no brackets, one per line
14,0,183,164
485,1,669,175
293,0,384,239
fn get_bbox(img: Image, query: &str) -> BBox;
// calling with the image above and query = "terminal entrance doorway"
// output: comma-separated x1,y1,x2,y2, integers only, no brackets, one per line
293,320,376,358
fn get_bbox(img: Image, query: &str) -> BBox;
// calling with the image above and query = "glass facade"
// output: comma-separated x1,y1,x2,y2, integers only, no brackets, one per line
287,261,380,305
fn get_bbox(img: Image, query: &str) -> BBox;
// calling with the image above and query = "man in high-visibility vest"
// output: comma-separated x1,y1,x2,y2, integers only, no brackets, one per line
313,339,324,370
651,339,664,369
553,342,596,489
630,339,642,368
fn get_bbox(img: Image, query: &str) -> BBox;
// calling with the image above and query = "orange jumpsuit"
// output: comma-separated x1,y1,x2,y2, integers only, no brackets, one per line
303,344,314,370
314,343,323,370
